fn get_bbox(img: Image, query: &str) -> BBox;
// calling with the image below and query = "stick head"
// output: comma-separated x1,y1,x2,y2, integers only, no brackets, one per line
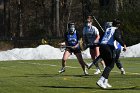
41,38,48,44
59,46,66,52
79,38,87,51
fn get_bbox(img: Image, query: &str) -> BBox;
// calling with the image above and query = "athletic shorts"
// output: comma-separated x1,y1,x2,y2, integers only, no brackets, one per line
99,44,115,66
88,45,97,50
66,47,81,54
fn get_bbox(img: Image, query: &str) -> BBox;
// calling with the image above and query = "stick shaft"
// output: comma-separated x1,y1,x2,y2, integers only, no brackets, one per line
88,55,102,69
93,16,105,32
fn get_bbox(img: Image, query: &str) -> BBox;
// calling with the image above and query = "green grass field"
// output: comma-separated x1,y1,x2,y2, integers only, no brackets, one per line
0,58,139,93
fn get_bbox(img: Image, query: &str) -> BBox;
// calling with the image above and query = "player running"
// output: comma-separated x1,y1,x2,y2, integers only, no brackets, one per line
114,39,126,74
88,21,126,75
58,22,88,75
96,19,127,89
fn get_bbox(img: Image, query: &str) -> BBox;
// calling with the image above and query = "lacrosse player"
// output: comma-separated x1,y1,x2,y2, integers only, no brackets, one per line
106,21,125,75
83,16,106,74
58,23,88,75
96,19,127,89
88,21,126,75
114,38,126,75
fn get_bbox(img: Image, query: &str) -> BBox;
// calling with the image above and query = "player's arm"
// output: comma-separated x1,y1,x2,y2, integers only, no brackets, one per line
114,29,126,51
94,27,100,43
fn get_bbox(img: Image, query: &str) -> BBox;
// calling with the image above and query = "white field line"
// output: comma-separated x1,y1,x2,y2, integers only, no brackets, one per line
133,63,140,65
0,66,17,69
91,90,106,93
18,61,140,75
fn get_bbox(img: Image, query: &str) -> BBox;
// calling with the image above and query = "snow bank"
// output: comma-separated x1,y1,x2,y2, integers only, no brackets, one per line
120,43,140,57
0,43,139,61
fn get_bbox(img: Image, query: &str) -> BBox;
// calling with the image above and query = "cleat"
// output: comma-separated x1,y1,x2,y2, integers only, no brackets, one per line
96,80,107,89
104,79,112,88
120,68,126,75
121,70,126,75
104,82,112,88
58,68,65,73
84,69,89,75
94,69,101,75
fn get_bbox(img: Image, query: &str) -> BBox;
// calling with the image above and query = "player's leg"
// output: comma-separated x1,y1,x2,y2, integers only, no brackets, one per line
75,52,88,75
100,60,106,69
96,46,106,69
59,50,71,73
88,55,102,69
100,62,114,88
96,45,114,88
115,49,125,74
90,47,101,74
88,47,106,70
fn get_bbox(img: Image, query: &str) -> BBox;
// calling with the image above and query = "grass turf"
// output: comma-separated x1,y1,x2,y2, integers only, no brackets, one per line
0,58,139,93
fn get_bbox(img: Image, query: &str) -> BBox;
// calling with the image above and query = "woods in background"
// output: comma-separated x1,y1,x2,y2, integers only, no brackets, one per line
0,0,139,47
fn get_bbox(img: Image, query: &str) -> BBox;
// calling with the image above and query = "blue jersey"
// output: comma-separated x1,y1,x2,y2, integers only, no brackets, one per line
117,43,121,50
114,41,121,50
101,27,117,46
66,31,78,46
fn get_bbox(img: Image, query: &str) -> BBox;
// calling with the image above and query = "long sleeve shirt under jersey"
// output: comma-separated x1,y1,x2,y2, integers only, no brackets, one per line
114,29,125,47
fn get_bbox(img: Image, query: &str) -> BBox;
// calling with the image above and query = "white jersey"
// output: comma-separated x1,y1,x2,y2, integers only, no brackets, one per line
101,27,117,46
83,26,99,45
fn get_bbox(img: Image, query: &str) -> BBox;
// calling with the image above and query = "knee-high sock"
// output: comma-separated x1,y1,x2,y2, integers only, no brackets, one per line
102,67,112,79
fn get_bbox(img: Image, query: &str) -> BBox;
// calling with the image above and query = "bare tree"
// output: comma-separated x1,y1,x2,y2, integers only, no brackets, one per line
109,0,124,15
16,0,23,38
59,0,73,36
3,0,6,38
82,0,92,21
56,0,60,37
51,0,56,36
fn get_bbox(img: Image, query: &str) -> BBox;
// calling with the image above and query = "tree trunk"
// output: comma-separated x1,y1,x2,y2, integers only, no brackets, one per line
109,0,123,15
8,0,11,38
51,0,56,36
119,0,123,10
56,0,60,37
3,0,6,38
115,0,119,15
17,0,23,37
82,0,92,21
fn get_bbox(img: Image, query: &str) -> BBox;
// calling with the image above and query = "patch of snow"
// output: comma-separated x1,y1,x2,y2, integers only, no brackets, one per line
0,43,139,61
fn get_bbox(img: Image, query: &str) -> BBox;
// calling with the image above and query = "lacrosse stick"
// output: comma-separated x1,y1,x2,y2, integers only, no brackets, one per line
78,38,100,51
93,16,105,32
88,55,103,69
78,38,87,51
59,38,100,52
41,38,48,44
59,45,73,52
